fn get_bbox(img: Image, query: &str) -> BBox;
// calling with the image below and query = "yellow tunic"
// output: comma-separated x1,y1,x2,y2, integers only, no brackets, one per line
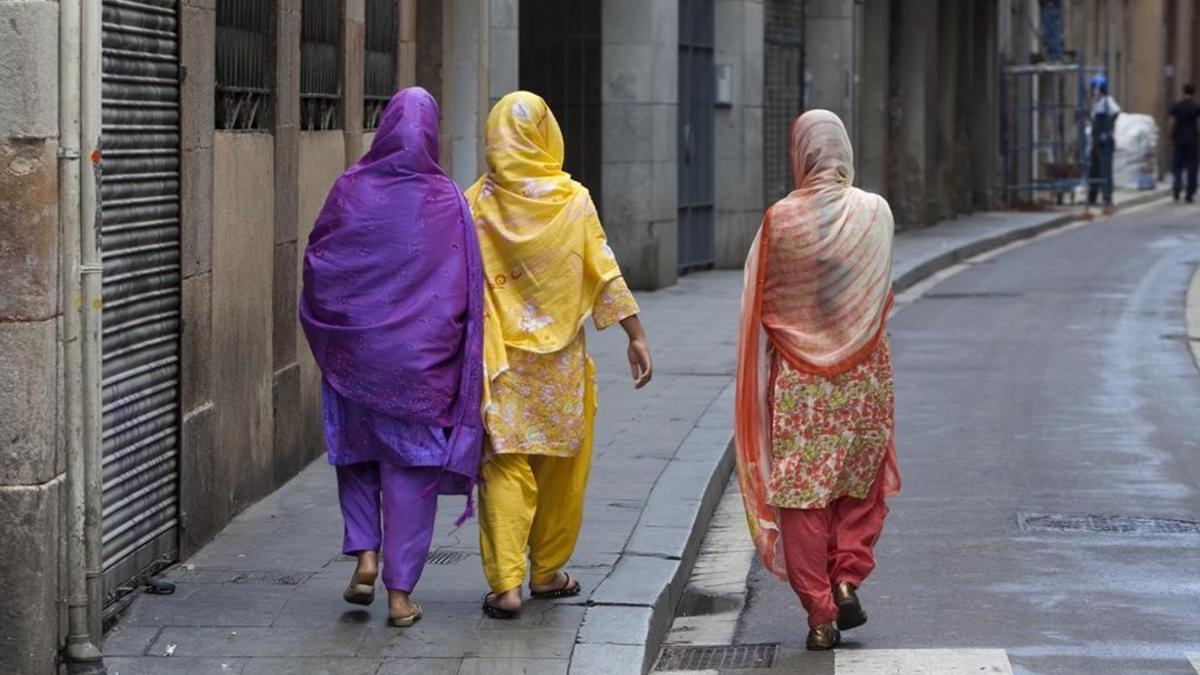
484,276,639,457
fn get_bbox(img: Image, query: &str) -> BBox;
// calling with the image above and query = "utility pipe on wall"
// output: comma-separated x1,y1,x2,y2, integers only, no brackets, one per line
80,0,107,644
59,0,104,669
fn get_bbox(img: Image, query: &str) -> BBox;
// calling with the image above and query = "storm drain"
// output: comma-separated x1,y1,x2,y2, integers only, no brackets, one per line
1019,513,1200,535
230,571,311,585
168,568,312,585
654,644,778,671
331,551,469,565
426,551,469,565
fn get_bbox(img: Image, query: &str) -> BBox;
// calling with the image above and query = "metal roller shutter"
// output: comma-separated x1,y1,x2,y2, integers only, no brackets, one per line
99,0,181,602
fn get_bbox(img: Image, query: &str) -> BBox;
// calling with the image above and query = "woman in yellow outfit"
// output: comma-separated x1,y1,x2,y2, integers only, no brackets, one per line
465,91,653,618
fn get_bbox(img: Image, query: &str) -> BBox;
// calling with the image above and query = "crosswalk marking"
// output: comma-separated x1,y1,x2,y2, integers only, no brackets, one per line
836,649,1014,675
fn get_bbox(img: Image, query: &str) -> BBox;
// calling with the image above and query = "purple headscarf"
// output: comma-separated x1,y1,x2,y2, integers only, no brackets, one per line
299,87,483,487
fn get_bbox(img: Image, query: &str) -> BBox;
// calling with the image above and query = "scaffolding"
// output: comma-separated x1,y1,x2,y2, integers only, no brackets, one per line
1000,60,1106,207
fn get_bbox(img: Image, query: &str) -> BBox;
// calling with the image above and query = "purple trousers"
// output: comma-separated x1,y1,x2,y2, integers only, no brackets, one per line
336,462,439,593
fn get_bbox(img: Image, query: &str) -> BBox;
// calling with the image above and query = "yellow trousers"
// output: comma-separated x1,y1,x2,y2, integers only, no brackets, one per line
478,364,596,593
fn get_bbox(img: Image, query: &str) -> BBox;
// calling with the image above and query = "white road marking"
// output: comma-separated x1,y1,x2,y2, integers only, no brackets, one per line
836,648,1014,675
1185,264,1200,371
1187,652,1200,673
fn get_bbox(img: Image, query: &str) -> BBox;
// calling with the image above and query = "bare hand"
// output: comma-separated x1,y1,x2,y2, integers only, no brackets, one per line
627,337,653,389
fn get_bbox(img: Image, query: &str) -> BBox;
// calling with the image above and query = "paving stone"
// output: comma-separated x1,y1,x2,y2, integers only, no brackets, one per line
567,643,645,675
148,625,368,658
103,625,162,657
239,657,384,674
376,658,463,674
577,605,654,646
105,656,246,674
119,584,293,627
357,625,577,659
459,657,568,675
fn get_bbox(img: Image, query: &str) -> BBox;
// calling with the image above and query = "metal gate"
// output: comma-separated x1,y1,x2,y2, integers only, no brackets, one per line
99,0,182,602
519,0,603,208
764,0,805,205
678,0,715,273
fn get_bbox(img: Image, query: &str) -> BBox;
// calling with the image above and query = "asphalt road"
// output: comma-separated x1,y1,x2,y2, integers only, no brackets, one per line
731,202,1200,675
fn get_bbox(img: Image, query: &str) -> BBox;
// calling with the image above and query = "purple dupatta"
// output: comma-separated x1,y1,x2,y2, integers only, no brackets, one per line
299,87,483,492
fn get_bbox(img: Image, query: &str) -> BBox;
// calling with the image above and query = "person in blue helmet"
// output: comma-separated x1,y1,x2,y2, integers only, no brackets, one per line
1087,74,1121,214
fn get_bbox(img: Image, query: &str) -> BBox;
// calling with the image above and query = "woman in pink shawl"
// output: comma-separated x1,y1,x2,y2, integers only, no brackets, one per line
299,87,483,627
735,110,900,650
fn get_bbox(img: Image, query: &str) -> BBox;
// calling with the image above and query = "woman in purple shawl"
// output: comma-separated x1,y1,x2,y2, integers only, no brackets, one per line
299,87,483,627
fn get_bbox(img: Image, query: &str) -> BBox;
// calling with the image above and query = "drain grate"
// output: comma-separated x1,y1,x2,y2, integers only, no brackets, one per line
168,568,312,585
1019,513,1200,535
426,550,468,565
230,571,311,585
654,644,777,671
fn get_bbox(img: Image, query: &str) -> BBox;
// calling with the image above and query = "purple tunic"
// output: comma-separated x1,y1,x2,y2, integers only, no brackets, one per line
299,87,483,496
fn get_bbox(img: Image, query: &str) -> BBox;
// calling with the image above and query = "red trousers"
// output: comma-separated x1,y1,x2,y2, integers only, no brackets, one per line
779,468,889,627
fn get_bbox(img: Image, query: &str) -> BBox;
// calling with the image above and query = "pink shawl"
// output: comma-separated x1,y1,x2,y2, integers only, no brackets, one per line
735,110,899,579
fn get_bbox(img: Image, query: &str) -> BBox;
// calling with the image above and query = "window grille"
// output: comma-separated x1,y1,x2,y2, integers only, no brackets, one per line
301,0,342,130
364,0,397,129
763,0,805,205
518,0,603,209
216,0,272,130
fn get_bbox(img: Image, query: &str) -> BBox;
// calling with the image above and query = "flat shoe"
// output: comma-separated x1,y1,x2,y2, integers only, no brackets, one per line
343,582,375,606
833,581,867,631
387,603,422,628
529,573,581,600
806,622,841,651
482,592,519,620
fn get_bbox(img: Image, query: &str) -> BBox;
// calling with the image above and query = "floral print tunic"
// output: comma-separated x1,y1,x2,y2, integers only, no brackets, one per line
766,339,894,509
485,277,639,457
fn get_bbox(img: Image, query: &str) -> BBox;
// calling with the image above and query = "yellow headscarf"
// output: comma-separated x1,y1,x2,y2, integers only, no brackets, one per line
465,91,621,390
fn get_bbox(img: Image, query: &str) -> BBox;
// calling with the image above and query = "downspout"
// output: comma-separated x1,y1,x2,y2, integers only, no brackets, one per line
59,0,104,669
80,0,108,645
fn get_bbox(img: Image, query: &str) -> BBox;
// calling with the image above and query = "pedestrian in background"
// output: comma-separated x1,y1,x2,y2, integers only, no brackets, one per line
299,87,485,628
1087,74,1121,214
466,91,653,619
734,110,900,650
1168,83,1200,203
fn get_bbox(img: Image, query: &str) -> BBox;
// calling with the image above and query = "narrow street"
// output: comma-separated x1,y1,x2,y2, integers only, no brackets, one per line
663,201,1200,675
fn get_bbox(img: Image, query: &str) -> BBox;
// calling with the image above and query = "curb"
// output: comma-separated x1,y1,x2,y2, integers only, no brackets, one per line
894,189,1170,293
568,189,1170,675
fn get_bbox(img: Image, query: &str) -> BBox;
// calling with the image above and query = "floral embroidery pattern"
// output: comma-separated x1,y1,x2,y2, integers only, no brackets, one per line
516,302,554,333
486,278,639,457
767,340,894,509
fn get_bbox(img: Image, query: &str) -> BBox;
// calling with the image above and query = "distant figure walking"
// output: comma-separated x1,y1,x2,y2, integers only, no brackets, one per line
1088,74,1121,214
1168,83,1200,203
734,110,900,650
299,87,484,628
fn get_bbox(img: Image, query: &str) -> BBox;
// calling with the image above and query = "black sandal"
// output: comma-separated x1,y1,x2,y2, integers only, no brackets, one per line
529,573,581,600
482,592,519,620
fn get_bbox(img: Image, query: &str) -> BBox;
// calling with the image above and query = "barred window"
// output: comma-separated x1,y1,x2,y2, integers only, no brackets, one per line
364,0,398,130
216,0,272,131
301,0,342,130
763,0,805,205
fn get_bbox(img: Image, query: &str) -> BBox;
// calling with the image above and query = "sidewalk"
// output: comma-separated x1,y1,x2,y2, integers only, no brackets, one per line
102,188,1167,675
